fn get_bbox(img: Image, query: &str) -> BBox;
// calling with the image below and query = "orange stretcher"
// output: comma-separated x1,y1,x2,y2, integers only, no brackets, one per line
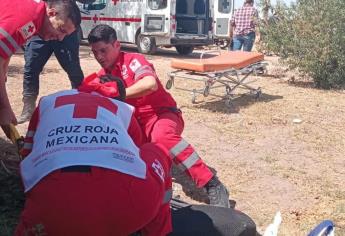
166,50,267,107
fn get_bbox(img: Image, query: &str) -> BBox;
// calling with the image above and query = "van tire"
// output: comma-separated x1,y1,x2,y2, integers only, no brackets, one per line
175,46,194,55
137,34,157,54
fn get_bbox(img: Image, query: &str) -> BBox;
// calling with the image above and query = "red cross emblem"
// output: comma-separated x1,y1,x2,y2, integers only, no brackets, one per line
55,93,118,119
28,25,35,33
92,14,98,23
112,0,120,5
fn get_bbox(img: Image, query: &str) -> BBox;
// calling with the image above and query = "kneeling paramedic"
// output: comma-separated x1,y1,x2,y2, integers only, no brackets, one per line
15,74,172,236
89,24,230,208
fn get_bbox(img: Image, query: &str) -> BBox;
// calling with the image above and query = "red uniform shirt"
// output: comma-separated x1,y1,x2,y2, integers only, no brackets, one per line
98,52,177,118
0,0,46,59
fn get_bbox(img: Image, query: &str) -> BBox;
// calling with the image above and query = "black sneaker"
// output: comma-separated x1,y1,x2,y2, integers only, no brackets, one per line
205,176,230,208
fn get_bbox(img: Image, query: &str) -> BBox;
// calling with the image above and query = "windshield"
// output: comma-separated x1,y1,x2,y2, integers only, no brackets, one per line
218,0,231,14
83,0,107,10
148,0,167,10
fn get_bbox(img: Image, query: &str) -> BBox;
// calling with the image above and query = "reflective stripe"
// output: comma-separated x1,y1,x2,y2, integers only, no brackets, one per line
163,189,172,204
0,27,20,51
0,40,12,57
170,139,189,158
26,130,35,138
23,142,33,150
134,65,155,81
178,152,200,171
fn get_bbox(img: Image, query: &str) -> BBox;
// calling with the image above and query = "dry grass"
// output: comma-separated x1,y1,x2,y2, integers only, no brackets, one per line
1,46,345,235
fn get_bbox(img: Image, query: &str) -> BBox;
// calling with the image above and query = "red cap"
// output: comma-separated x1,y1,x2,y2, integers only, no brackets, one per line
78,73,120,98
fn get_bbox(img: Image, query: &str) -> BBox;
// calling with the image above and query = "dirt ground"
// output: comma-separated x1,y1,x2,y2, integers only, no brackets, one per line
1,45,345,235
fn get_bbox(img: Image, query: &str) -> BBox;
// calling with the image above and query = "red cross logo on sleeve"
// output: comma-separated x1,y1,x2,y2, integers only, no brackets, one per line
55,93,118,119
28,25,35,33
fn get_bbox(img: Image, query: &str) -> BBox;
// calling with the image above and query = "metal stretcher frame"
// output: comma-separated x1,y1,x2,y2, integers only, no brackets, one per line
165,51,268,107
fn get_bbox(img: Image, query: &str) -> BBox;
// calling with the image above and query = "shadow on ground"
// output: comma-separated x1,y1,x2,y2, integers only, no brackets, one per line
8,64,60,78
190,93,283,114
0,138,23,236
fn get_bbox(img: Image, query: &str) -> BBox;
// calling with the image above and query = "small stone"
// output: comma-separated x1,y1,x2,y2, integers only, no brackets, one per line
292,118,303,124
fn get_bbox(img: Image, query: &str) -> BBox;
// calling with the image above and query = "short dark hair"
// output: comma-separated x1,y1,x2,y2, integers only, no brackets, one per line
99,74,126,101
245,0,254,4
45,0,81,27
88,24,117,44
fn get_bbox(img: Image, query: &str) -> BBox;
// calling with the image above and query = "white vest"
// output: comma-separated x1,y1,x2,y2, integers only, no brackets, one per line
20,90,146,192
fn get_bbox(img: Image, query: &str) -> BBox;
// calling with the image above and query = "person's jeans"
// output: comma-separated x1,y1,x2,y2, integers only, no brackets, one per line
230,31,256,52
23,31,84,97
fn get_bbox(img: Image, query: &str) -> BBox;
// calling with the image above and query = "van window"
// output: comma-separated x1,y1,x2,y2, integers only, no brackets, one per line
194,0,206,15
176,0,187,14
83,0,106,11
148,0,167,10
218,0,231,14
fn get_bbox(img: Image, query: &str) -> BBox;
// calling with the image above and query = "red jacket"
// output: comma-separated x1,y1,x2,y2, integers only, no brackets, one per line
0,0,46,59
98,52,177,119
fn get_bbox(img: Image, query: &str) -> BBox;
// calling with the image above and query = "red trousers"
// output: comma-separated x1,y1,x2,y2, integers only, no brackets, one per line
139,111,213,188
15,143,172,236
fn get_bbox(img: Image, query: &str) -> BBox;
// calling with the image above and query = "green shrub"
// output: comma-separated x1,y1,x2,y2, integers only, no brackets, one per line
259,0,345,89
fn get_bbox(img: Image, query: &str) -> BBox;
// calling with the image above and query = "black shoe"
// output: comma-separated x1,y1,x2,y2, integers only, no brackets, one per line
205,176,230,208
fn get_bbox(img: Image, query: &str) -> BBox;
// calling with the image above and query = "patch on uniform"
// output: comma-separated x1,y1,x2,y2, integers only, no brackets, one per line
19,21,36,40
121,65,129,80
129,59,142,72
152,159,165,182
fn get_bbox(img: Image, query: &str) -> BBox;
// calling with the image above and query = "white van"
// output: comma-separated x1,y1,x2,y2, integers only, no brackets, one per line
77,0,215,55
213,0,234,49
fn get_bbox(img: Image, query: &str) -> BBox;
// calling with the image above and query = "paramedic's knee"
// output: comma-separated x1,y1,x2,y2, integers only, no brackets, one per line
150,112,184,142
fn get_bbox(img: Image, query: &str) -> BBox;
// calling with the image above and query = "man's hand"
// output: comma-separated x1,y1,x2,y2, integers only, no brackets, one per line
0,106,17,126
0,57,17,126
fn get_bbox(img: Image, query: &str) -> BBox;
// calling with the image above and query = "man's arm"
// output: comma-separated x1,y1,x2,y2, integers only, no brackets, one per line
229,14,236,40
0,56,17,126
125,75,158,99
228,24,234,40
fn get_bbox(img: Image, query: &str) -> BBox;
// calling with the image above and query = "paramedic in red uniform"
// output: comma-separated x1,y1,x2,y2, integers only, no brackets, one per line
0,0,81,128
88,24,230,207
15,73,172,236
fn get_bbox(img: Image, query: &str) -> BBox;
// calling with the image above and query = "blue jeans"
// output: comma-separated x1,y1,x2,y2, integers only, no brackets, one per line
230,31,256,52
23,31,84,97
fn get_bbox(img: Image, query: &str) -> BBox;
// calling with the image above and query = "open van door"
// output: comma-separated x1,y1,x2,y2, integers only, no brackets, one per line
78,0,107,39
139,0,174,54
213,0,234,49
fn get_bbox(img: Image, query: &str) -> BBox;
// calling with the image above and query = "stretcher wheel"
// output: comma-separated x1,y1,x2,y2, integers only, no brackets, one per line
224,99,233,108
226,85,232,95
255,66,267,75
191,90,197,104
166,79,173,90
254,88,262,99
203,85,210,97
